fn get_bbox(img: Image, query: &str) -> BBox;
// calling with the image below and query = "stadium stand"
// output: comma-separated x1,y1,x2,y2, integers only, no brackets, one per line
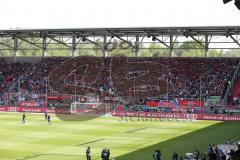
231,79,240,107
0,57,239,107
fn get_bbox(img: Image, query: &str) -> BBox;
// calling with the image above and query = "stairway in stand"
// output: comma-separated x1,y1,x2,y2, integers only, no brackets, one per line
231,79,240,98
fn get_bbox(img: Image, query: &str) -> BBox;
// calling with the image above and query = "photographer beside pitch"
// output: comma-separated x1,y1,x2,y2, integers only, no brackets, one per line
86,146,91,160
101,148,110,160
153,149,161,160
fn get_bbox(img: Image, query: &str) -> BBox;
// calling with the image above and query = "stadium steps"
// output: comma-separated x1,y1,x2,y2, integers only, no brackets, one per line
231,79,240,98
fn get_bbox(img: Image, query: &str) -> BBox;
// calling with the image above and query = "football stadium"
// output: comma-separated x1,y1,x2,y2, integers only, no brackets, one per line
1,0,240,160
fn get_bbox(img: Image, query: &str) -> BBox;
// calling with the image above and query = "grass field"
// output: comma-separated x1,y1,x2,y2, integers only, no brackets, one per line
0,112,240,160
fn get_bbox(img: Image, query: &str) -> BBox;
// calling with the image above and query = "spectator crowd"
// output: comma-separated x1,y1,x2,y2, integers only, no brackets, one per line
0,57,239,106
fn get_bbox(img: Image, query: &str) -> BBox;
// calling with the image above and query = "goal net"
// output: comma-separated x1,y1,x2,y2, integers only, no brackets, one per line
70,102,112,116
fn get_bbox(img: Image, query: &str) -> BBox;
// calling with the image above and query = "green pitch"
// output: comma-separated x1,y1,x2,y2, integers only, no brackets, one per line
0,112,240,160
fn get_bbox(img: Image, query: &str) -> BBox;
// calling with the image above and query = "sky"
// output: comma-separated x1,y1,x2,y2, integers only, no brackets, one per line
0,0,240,29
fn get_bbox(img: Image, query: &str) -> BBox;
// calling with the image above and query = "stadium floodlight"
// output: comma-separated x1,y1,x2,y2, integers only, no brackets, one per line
152,37,156,41
82,37,86,41
183,31,189,38
235,0,240,9
40,33,46,39
225,31,230,37
223,0,232,4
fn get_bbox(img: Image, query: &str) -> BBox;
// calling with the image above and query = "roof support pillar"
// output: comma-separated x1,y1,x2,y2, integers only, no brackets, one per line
42,36,47,58
72,35,76,57
169,35,173,57
135,35,139,57
205,35,209,58
13,37,18,62
103,34,108,57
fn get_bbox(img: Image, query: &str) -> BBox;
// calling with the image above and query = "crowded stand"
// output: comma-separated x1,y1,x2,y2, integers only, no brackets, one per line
49,56,103,96
49,57,239,100
0,57,239,113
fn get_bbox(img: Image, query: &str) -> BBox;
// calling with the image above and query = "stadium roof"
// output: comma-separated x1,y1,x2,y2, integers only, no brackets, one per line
1,26,240,36
0,26,240,57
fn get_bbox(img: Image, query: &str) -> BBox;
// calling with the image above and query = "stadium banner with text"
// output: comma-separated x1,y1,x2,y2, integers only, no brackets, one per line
1,106,240,121
215,108,240,115
209,96,221,103
145,99,204,107
19,101,41,107
176,99,204,107
0,106,70,114
47,95,72,101
111,111,240,121
158,101,176,107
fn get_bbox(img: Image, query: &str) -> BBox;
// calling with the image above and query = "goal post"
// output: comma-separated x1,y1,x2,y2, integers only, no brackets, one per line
70,102,112,116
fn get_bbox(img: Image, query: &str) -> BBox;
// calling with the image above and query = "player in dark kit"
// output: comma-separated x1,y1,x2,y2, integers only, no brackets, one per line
22,113,26,124
47,115,51,125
